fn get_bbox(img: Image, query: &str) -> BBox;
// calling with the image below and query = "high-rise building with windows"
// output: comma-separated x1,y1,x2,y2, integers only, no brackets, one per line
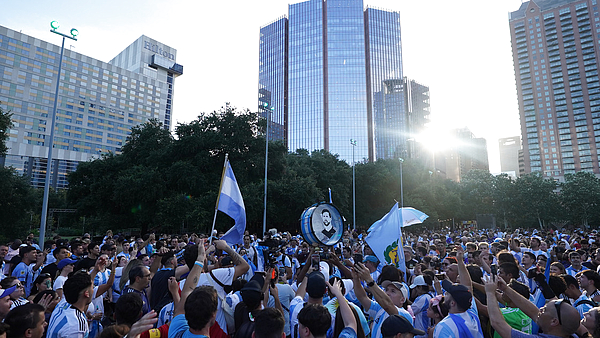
0,25,182,189
509,0,600,181
258,0,429,163
499,136,522,177
437,128,489,182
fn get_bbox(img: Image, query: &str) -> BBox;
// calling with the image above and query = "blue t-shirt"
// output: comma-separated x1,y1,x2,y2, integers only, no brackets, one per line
168,314,208,338
368,300,413,338
433,298,483,338
12,262,35,297
411,293,432,338
338,327,357,338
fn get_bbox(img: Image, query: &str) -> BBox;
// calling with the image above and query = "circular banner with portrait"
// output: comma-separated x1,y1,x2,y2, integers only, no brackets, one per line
301,203,344,246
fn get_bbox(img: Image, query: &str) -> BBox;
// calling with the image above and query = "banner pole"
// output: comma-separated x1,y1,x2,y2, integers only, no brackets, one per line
210,153,229,245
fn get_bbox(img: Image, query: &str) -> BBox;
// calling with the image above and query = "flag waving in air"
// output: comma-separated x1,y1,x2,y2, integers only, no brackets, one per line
365,203,407,275
218,160,246,245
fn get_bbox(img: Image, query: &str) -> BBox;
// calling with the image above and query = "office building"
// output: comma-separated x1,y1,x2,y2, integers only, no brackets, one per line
0,25,182,189
509,0,600,181
437,128,489,182
499,136,522,177
258,0,429,163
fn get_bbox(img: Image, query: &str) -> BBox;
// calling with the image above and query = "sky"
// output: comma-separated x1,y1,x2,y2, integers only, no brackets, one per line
2,0,527,173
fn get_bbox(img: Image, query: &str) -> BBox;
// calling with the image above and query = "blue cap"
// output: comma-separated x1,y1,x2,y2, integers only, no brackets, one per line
363,255,379,263
0,285,16,299
58,258,78,270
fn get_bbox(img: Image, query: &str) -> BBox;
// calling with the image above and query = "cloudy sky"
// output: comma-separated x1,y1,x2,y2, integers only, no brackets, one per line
2,0,526,172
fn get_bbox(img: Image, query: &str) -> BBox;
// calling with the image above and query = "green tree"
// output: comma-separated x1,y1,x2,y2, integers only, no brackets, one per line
560,171,600,226
0,103,12,155
492,174,516,229
460,170,495,219
0,167,37,241
513,172,560,228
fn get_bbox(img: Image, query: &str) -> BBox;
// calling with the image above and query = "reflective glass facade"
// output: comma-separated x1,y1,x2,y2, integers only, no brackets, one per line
0,25,182,188
366,8,404,160
510,0,600,180
288,0,326,154
326,0,369,163
260,1,427,163
259,17,288,142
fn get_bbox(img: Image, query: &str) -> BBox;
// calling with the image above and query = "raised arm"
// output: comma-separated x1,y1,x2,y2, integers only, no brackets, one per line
34,249,50,271
327,252,352,279
484,275,512,338
214,240,249,280
295,248,315,283
456,245,472,292
497,275,540,321
479,251,491,275
174,264,190,279
269,284,284,317
97,256,117,297
149,250,164,275
174,240,206,317
355,262,397,315
328,280,357,333
296,275,308,299
351,268,372,311
168,276,181,307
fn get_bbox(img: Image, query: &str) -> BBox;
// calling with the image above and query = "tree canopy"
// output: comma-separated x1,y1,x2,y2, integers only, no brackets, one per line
4,103,600,241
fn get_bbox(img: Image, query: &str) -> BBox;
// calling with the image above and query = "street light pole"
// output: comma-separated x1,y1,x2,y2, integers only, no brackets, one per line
39,22,78,250
262,104,273,237
399,157,404,209
350,139,357,230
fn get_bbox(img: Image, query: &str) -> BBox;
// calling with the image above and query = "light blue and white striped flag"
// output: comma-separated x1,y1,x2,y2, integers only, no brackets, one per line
219,162,246,245
365,203,407,275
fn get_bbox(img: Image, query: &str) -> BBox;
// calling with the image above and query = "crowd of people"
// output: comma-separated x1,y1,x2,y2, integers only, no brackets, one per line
0,227,600,338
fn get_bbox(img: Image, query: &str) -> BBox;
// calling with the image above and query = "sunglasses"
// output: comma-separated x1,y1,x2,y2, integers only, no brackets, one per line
554,299,570,325
13,283,23,288
442,263,449,266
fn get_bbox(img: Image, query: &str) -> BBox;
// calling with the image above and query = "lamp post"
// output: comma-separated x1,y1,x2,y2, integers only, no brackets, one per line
39,21,78,250
350,139,357,230
262,103,273,237
399,157,404,209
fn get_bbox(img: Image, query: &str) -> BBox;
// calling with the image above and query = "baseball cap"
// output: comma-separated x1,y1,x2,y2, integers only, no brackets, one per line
57,258,78,270
409,275,427,289
381,280,409,300
221,256,233,267
441,279,472,310
306,272,327,298
0,285,17,299
240,280,263,306
363,255,379,264
381,314,425,337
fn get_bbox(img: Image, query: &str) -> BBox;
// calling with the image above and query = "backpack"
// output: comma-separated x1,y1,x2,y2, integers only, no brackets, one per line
234,320,255,338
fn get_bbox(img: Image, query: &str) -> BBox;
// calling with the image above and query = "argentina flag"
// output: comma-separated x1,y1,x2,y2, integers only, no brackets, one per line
365,203,407,275
219,162,246,245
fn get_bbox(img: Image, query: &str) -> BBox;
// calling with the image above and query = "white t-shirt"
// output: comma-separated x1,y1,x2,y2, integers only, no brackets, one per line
158,301,175,327
112,266,124,302
54,275,68,294
47,301,89,338
179,267,235,334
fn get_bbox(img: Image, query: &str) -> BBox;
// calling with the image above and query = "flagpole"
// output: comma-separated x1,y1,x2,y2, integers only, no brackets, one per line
211,153,229,244
399,158,404,248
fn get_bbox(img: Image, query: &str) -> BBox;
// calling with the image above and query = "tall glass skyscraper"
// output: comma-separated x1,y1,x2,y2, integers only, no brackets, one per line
259,17,288,142
259,0,428,163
